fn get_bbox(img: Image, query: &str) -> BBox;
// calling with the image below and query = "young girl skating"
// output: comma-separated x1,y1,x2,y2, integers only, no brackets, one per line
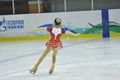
30,18,79,74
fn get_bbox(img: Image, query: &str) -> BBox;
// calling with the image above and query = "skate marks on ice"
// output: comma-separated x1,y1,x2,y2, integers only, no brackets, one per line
0,38,120,80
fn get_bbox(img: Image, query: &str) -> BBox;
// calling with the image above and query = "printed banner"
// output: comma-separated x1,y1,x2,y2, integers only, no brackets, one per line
0,9,120,39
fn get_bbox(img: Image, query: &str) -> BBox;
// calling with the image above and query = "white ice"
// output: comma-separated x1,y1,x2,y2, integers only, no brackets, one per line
0,38,120,80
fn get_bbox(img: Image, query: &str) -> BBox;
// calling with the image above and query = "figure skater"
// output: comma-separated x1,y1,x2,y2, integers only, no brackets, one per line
30,18,78,74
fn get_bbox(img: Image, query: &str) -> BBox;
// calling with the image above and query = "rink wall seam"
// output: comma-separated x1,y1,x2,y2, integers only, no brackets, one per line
0,34,102,42
0,36,50,42
0,33,120,42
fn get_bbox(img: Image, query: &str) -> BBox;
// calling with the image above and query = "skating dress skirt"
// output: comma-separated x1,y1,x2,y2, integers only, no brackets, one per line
46,27,65,48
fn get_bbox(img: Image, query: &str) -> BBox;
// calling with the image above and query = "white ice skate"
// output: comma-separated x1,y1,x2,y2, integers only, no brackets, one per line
29,69,35,75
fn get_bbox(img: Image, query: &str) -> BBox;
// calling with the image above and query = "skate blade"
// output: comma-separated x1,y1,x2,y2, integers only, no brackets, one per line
29,70,35,75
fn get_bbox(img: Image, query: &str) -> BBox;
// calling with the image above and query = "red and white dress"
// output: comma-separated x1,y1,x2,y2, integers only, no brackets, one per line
46,27,65,48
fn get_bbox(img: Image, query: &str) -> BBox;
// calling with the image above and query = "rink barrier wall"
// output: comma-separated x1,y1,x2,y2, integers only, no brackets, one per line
0,9,120,42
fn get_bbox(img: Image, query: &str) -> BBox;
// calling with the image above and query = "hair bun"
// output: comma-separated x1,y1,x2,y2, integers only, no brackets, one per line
55,18,61,24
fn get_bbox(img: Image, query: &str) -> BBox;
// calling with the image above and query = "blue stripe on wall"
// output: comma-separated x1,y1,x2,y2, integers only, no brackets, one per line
102,9,110,38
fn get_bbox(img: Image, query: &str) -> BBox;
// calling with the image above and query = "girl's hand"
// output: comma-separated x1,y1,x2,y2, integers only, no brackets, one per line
29,28,35,32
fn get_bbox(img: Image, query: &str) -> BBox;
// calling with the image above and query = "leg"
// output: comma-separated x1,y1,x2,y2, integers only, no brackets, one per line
49,47,59,74
31,46,51,74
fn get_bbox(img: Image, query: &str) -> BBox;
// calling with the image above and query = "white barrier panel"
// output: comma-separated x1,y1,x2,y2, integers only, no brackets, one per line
109,9,120,23
0,10,101,37
0,9,120,38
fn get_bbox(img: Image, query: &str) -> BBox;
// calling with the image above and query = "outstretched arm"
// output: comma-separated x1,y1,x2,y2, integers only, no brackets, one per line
30,28,47,32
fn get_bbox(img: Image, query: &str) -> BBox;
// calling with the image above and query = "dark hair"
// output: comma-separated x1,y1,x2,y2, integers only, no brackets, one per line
54,18,61,25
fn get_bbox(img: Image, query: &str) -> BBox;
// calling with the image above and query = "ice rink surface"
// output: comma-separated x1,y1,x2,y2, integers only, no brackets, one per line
0,38,120,80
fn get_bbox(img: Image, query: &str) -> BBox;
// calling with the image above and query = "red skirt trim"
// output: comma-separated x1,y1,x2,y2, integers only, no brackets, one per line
45,40,63,48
